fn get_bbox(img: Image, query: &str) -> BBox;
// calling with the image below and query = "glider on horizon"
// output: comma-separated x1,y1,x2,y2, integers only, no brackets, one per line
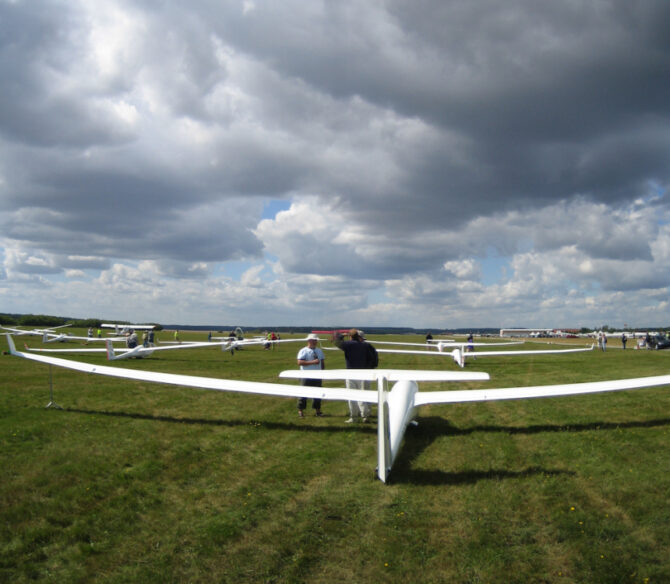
6,334,669,483
0,325,122,344
101,323,157,336
1,324,71,336
342,338,595,368
22,337,276,360
22,335,318,360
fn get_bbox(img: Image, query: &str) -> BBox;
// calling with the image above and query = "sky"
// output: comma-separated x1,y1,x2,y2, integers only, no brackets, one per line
1,0,669,329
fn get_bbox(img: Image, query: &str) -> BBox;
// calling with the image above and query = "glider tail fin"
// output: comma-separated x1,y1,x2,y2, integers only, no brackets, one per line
6,334,18,355
451,348,464,368
377,376,392,483
105,339,117,361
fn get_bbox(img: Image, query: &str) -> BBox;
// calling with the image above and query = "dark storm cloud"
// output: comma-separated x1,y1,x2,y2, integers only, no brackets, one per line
1,0,669,328
213,1,670,231
4,0,669,249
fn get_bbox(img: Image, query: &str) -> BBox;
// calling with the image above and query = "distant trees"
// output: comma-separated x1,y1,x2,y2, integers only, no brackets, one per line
0,313,166,331
70,318,103,328
0,314,71,327
0,314,18,325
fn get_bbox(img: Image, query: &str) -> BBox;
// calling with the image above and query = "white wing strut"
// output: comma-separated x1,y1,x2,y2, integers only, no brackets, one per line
5,334,669,483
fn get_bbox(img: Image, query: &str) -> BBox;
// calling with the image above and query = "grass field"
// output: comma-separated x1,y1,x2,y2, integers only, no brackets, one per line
2,331,670,583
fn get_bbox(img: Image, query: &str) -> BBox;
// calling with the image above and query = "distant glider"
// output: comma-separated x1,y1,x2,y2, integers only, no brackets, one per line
23,336,319,360
336,342,595,368
101,323,157,335
1,325,75,342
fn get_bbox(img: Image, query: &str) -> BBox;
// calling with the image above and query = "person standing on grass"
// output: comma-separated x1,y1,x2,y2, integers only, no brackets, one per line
126,329,138,349
333,329,378,423
296,334,325,418
621,333,627,350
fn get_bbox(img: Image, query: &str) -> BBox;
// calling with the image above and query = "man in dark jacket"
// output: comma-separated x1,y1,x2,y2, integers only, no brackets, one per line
333,329,378,423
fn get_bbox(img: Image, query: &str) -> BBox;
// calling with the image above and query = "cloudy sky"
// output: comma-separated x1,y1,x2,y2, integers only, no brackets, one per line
1,0,669,329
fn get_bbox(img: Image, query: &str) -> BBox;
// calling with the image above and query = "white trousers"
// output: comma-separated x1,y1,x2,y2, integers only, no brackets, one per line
346,378,372,418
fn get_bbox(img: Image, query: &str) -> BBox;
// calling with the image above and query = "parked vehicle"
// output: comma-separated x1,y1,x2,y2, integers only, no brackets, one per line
647,333,670,350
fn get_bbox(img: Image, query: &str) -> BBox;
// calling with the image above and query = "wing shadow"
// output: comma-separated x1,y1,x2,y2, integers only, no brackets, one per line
61,407,377,436
389,415,670,486
58,408,670,486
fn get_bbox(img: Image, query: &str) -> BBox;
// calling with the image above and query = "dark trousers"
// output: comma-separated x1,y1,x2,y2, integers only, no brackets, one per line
298,378,322,410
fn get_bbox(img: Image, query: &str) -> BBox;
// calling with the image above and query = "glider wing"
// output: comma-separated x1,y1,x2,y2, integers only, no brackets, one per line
6,335,372,402
415,375,670,405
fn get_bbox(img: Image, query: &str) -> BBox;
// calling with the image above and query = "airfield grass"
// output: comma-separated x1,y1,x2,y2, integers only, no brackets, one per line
1,332,670,583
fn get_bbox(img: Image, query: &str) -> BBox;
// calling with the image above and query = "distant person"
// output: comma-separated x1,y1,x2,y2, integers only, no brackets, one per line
425,333,433,342
296,334,325,418
126,329,138,349
97,328,102,338
621,333,627,350
174,330,180,344
600,332,607,352
466,333,475,352
147,329,155,345
333,329,378,423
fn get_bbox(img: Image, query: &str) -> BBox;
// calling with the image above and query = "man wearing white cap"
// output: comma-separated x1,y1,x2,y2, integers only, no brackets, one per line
296,334,325,417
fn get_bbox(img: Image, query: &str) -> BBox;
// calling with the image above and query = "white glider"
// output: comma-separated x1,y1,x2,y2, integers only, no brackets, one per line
373,344,594,367
1,326,76,342
101,323,156,335
6,334,670,483
23,338,255,360
22,335,318,360
370,340,523,350
0,326,130,344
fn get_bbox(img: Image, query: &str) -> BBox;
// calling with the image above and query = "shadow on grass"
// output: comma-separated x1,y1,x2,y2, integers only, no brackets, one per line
390,466,575,486
58,408,670,485
390,415,670,485
61,407,378,435
445,416,670,436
